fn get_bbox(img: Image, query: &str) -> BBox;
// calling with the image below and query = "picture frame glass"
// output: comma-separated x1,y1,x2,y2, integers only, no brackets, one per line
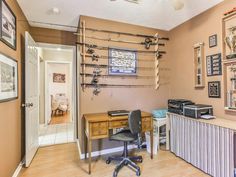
0,53,18,102
209,34,217,48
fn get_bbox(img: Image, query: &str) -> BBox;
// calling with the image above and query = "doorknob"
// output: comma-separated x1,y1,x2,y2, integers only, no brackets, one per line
21,103,33,108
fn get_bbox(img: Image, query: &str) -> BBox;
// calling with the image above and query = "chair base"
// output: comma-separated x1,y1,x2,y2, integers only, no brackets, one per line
106,144,142,177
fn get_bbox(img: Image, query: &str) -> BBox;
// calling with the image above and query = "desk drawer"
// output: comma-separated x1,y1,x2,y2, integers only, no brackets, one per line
109,120,128,129
91,122,108,137
142,118,152,131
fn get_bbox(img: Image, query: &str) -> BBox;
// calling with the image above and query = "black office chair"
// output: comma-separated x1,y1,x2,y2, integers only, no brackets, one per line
106,110,143,177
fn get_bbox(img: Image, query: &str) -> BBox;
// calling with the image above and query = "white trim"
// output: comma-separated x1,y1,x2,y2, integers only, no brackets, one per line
72,46,78,140
12,161,23,177
79,144,137,160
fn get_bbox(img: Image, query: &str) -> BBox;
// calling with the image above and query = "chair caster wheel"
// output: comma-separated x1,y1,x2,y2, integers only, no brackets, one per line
113,171,118,177
138,158,143,163
136,170,141,176
106,159,111,164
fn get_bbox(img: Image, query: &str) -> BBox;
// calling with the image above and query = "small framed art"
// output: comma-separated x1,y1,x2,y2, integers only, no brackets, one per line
0,0,16,50
208,81,221,98
0,52,18,102
53,73,66,83
209,34,217,48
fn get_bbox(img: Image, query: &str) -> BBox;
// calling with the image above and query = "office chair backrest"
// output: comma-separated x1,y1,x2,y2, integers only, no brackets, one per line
128,110,142,135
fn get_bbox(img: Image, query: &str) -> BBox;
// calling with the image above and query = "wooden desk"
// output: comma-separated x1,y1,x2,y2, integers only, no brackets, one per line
83,112,153,174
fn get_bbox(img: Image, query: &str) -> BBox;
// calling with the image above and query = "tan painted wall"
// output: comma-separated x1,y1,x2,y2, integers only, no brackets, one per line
78,16,171,152
0,0,30,176
169,0,236,120
31,27,76,46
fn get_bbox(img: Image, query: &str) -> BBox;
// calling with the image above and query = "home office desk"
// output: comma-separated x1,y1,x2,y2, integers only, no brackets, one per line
83,112,153,174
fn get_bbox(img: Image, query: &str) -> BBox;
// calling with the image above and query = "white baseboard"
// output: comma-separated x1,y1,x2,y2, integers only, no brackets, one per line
79,143,137,160
76,139,82,159
12,161,23,177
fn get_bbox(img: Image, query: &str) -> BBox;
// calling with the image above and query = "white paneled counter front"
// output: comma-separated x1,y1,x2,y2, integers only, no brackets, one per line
166,113,236,177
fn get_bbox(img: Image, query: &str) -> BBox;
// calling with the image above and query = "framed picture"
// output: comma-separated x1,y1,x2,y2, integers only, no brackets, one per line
209,34,217,48
206,53,222,76
108,48,137,75
0,0,16,50
208,81,221,98
53,73,66,83
0,52,18,102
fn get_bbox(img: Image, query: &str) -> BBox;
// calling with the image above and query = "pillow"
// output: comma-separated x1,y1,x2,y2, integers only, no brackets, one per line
152,109,167,118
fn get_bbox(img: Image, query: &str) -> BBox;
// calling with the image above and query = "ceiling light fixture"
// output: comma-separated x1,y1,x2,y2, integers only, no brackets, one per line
52,7,61,15
170,0,184,11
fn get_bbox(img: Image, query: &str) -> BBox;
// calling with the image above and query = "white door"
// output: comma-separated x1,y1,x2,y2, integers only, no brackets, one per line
24,31,39,167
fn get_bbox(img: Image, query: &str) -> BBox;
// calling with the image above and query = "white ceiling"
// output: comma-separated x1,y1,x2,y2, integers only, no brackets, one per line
17,0,223,32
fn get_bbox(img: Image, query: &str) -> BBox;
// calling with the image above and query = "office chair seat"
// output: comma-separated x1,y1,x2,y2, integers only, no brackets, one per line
110,129,137,142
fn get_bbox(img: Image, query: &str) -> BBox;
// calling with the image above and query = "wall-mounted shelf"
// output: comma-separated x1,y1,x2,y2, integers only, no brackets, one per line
225,107,236,112
193,43,205,88
223,59,236,65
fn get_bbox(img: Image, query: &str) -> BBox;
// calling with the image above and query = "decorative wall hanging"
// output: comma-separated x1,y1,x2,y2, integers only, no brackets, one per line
53,73,65,83
206,53,222,76
193,42,205,88
78,20,169,95
208,81,221,98
0,0,16,50
108,48,137,75
0,52,18,102
209,34,217,48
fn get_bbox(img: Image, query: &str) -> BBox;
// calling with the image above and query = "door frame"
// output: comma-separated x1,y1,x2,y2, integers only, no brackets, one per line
44,60,72,124
38,44,78,141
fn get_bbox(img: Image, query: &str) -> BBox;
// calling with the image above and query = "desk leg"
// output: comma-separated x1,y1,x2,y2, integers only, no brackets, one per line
157,126,160,150
150,130,153,159
166,117,170,151
84,133,87,159
88,139,92,174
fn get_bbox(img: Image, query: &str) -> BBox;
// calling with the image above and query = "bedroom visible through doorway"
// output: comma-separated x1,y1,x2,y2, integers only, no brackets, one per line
37,43,76,146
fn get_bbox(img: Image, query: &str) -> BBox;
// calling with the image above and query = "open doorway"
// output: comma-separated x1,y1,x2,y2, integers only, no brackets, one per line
37,43,77,146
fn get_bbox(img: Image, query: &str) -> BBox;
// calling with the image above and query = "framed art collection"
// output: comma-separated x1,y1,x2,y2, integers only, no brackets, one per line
0,0,16,50
208,81,221,98
108,48,137,75
0,52,18,102
209,34,217,48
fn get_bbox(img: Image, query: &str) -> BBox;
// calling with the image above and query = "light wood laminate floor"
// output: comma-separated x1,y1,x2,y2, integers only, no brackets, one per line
50,112,71,125
19,143,210,177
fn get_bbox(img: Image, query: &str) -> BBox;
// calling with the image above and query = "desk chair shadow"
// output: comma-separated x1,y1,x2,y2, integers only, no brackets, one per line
106,110,143,177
